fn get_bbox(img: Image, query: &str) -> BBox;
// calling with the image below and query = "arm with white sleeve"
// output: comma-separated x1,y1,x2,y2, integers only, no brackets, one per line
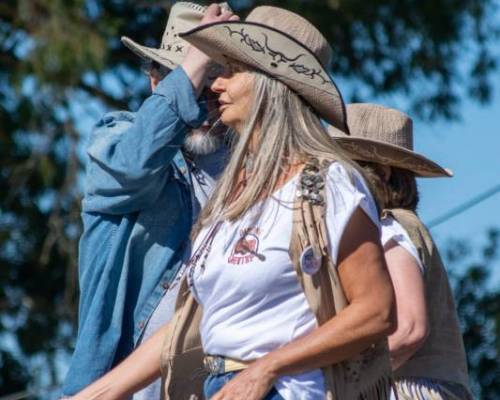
381,217,428,370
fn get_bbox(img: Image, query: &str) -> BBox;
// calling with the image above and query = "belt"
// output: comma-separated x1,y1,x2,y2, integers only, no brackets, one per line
203,355,252,375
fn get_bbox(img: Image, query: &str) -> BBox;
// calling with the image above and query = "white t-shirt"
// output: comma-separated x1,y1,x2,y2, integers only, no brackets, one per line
382,217,424,400
380,217,424,272
188,162,380,399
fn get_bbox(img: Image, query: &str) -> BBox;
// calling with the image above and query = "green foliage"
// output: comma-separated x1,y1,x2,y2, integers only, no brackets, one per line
0,350,30,396
236,0,500,119
446,229,500,398
0,0,160,392
18,0,107,86
0,0,498,396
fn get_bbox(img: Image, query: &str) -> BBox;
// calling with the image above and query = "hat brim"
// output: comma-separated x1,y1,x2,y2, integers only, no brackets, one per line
121,36,179,70
179,21,348,132
333,136,453,177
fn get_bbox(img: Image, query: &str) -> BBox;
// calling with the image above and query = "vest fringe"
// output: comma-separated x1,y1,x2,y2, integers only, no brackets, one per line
357,373,393,400
395,377,472,400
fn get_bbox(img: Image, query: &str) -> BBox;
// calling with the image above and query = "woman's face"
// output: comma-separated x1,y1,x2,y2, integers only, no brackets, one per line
210,63,254,133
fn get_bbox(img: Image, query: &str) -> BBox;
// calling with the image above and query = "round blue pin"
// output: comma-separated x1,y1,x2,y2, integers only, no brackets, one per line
300,246,322,275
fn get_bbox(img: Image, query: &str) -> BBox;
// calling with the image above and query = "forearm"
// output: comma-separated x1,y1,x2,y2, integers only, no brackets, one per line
180,4,238,95
388,322,427,370
73,323,169,400
384,242,428,371
261,299,393,378
180,47,211,97
83,67,205,213
89,68,202,173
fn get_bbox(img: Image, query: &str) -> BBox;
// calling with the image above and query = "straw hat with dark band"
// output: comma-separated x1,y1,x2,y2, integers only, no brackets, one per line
179,6,348,132
331,103,453,177
121,2,210,70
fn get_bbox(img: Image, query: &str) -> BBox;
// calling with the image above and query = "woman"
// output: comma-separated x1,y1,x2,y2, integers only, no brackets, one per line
332,103,472,399
72,6,395,400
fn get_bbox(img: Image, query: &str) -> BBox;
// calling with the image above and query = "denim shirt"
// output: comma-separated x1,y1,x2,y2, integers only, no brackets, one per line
62,67,206,395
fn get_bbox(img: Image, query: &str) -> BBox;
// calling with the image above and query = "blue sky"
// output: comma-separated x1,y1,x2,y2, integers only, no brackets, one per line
331,68,500,284
415,86,500,248
400,75,500,289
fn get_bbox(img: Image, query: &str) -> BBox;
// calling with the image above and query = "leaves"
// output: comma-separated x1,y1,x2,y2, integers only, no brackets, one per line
446,230,500,398
0,350,30,396
241,0,499,120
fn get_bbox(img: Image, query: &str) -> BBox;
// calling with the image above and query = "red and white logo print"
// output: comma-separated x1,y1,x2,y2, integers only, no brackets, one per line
228,227,262,265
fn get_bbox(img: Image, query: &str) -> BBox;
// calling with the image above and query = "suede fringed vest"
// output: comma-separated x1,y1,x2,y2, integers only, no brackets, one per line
160,159,394,399
384,208,471,393
288,159,393,399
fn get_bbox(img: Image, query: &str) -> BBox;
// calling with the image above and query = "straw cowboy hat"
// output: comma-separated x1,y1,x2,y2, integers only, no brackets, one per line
179,6,348,131
331,103,453,177
121,2,229,70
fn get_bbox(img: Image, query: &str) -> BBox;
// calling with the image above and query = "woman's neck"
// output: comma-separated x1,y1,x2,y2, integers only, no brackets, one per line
230,160,305,203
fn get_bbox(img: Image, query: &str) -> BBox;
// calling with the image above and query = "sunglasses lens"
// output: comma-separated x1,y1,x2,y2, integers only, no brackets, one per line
156,66,169,80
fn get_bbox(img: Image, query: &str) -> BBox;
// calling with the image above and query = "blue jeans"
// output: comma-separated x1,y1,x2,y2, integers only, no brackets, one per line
204,372,284,399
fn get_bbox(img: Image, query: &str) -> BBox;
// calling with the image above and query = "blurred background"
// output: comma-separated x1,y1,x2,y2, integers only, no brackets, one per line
0,0,499,398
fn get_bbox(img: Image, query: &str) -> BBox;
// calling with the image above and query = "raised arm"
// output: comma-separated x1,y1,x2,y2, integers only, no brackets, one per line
82,66,206,215
83,3,238,215
70,322,170,400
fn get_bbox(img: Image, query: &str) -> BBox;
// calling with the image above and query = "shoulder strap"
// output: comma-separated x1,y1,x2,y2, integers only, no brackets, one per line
161,276,206,400
289,158,347,323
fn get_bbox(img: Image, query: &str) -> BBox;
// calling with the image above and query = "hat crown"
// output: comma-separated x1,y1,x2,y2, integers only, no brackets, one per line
246,6,332,69
347,103,413,150
159,2,207,52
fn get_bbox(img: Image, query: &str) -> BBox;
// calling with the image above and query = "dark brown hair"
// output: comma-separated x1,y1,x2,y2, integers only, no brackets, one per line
358,161,419,212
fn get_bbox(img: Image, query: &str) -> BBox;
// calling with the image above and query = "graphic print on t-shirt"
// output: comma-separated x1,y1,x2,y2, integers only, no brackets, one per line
228,227,264,265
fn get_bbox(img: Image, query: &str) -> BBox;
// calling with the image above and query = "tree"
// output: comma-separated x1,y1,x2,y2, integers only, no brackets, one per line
0,0,498,396
446,229,500,398
246,0,500,120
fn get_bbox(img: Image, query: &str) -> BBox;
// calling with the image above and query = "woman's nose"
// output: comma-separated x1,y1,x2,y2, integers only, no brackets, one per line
210,76,226,94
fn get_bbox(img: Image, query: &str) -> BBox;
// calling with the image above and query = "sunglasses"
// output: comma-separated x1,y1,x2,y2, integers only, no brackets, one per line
140,60,170,80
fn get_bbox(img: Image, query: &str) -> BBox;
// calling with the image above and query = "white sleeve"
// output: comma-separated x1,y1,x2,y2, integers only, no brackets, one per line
381,216,424,273
324,162,381,264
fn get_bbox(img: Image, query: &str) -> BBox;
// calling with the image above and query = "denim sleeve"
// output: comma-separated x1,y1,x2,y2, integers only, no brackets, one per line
82,66,206,215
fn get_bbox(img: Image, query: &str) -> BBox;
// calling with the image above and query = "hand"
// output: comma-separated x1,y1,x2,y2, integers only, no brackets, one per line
200,3,239,25
211,359,277,400
181,4,239,95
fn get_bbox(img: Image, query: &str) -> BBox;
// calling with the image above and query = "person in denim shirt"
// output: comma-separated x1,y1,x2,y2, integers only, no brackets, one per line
61,3,238,397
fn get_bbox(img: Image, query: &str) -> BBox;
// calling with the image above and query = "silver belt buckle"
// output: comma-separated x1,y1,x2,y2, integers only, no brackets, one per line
203,355,225,375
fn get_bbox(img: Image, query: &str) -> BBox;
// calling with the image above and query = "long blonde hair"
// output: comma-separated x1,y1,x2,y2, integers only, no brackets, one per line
194,69,366,236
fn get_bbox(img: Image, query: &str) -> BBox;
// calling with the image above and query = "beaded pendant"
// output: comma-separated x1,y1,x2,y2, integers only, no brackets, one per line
296,158,327,206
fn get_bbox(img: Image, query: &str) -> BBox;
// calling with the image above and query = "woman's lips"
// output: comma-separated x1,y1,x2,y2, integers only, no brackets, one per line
218,99,230,112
